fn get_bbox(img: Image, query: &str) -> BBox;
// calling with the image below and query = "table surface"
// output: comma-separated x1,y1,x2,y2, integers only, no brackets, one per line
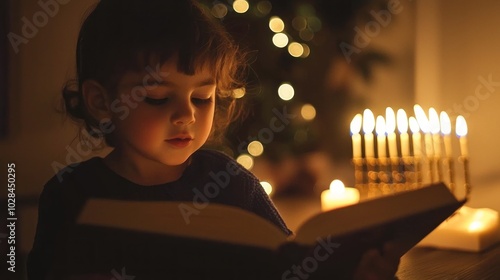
397,244,500,280
272,183,500,280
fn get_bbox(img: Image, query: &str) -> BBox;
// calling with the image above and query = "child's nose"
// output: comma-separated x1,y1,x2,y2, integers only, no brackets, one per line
171,100,195,125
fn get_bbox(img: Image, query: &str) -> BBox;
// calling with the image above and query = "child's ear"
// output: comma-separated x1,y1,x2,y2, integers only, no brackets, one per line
82,80,112,121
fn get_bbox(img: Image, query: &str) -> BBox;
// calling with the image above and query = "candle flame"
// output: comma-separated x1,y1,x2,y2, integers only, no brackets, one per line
396,109,408,133
440,111,451,135
330,179,345,195
414,104,430,133
350,114,362,134
385,107,396,133
409,117,420,133
428,108,440,134
376,116,386,135
456,115,468,137
362,109,375,134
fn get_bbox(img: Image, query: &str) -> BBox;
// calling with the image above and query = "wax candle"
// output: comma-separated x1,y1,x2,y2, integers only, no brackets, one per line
321,179,360,211
397,109,410,157
456,115,469,157
414,105,434,157
350,114,363,158
385,107,398,158
409,117,422,157
363,109,375,158
429,108,442,157
440,112,453,157
376,116,386,158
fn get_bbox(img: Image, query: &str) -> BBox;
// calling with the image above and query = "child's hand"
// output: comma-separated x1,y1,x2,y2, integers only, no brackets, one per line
352,242,403,280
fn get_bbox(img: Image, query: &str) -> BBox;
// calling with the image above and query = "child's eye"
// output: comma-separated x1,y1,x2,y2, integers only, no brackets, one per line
192,98,213,105
144,80,162,89
144,97,169,105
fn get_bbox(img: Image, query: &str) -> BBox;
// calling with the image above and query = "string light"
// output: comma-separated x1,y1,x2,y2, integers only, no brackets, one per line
233,0,249,14
301,104,316,120
247,141,264,157
272,33,288,48
269,16,285,33
278,83,294,101
236,154,254,170
288,42,304,57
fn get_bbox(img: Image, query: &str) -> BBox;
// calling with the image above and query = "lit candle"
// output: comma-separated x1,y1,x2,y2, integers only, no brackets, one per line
440,112,453,158
350,114,362,159
385,107,398,158
397,109,410,157
456,115,469,157
376,116,386,158
414,104,434,157
419,206,500,252
321,179,360,211
429,108,442,157
363,109,375,158
409,117,422,157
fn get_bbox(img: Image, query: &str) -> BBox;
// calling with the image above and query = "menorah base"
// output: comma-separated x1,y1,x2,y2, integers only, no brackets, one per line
417,206,500,252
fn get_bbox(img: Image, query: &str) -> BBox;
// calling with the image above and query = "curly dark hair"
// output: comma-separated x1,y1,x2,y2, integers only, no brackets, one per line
63,0,247,147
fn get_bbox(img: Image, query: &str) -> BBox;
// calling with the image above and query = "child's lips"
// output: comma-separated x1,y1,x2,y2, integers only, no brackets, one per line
166,137,193,148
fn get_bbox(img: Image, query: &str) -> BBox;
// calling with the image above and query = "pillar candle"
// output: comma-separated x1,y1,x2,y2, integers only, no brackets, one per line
424,133,434,157
397,109,410,157
414,105,433,157
456,116,469,157
409,117,422,157
440,112,453,157
429,108,442,157
386,107,398,158
321,180,360,211
376,116,386,158
363,109,375,158
350,114,363,158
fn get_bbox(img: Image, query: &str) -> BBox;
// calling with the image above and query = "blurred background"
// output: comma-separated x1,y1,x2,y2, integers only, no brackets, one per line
1,0,500,278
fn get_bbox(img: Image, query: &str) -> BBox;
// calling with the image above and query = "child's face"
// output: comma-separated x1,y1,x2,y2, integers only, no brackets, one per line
108,57,216,167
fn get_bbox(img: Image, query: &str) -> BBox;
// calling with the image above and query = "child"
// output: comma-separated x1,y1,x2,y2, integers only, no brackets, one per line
28,0,401,279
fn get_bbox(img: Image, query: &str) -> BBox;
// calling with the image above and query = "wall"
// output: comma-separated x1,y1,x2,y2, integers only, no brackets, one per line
0,0,102,260
1,0,102,197
415,0,500,187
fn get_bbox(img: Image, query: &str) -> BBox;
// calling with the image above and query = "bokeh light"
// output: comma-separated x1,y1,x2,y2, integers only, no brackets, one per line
233,0,249,14
288,42,304,57
260,181,273,195
247,141,264,157
292,16,307,31
299,28,314,41
233,88,246,99
236,154,254,170
307,16,322,32
269,16,285,33
300,43,310,58
301,104,316,120
278,83,294,101
211,3,228,19
256,1,272,16
272,33,289,48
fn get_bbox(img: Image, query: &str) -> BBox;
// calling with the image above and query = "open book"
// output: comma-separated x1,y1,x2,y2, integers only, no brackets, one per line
54,182,464,279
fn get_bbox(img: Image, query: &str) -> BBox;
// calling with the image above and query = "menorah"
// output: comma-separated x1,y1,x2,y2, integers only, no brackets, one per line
350,105,500,252
350,105,470,200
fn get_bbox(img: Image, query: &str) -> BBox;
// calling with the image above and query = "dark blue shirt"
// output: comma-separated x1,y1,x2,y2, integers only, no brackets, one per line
27,149,291,279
